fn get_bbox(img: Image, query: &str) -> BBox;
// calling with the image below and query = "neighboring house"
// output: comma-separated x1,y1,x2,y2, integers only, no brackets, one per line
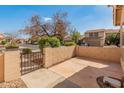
64,35,84,42
0,33,4,41
14,38,25,44
83,5,124,47
64,35,72,42
83,29,120,47
0,33,5,48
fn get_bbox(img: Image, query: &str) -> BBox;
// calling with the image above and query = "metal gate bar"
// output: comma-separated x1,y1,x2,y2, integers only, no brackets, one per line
20,52,43,75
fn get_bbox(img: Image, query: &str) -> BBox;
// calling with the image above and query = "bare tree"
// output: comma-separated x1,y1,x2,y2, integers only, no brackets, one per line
20,15,51,43
52,12,69,40
21,12,70,42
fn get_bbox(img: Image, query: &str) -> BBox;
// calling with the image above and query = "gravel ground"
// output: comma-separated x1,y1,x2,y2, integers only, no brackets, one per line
0,78,27,88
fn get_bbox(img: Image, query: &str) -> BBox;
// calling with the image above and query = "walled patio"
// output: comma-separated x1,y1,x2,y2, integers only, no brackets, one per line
0,46,124,87
21,57,123,88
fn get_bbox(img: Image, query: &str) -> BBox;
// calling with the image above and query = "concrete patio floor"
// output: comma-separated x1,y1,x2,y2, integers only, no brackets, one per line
21,57,123,88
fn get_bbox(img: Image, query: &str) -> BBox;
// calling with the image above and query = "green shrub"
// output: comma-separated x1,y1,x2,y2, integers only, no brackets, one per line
71,30,81,44
38,36,50,50
60,40,64,46
1,40,7,45
105,33,119,46
49,37,60,47
6,45,19,49
22,48,32,54
38,36,61,51
64,41,76,46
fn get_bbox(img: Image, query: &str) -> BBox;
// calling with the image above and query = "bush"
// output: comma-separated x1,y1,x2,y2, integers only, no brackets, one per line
105,33,119,46
64,41,76,46
1,40,7,45
71,30,81,44
49,37,60,47
6,45,19,49
60,40,64,46
22,48,32,54
38,36,51,50
38,36,60,51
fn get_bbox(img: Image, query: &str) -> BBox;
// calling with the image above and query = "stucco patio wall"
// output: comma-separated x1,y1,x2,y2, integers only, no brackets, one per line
43,46,76,68
0,53,4,82
76,46,121,63
4,50,21,81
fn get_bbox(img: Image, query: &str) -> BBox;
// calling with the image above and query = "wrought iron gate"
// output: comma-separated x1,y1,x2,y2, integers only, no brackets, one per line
20,52,43,75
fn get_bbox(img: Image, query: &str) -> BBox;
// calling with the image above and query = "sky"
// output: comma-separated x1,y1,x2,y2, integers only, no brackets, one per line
0,5,119,37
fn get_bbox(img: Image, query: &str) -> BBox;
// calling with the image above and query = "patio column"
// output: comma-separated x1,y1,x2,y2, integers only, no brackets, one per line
120,7,124,48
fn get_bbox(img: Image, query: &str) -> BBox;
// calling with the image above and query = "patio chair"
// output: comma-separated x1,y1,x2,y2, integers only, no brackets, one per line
96,76,124,88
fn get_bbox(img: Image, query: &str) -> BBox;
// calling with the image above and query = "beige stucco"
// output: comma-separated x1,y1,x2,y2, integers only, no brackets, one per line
76,46,121,63
0,46,123,82
4,50,21,81
43,46,76,68
83,38,101,46
43,46,121,68
0,53,4,82
121,48,124,71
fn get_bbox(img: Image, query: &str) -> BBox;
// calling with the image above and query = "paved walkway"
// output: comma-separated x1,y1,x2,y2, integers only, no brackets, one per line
21,57,123,88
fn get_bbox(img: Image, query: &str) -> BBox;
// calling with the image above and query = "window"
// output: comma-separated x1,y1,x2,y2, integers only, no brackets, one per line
85,33,89,37
94,33,98,38
89,33,93,37
89,32,98,38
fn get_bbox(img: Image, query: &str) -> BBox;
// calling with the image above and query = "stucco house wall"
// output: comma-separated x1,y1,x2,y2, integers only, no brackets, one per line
84,29,119,47
83,38,101,46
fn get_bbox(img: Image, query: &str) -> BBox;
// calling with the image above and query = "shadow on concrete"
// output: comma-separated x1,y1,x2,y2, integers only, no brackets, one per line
53,58,123,88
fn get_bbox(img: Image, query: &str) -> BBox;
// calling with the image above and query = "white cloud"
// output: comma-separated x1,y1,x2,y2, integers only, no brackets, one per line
43,17,52,22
